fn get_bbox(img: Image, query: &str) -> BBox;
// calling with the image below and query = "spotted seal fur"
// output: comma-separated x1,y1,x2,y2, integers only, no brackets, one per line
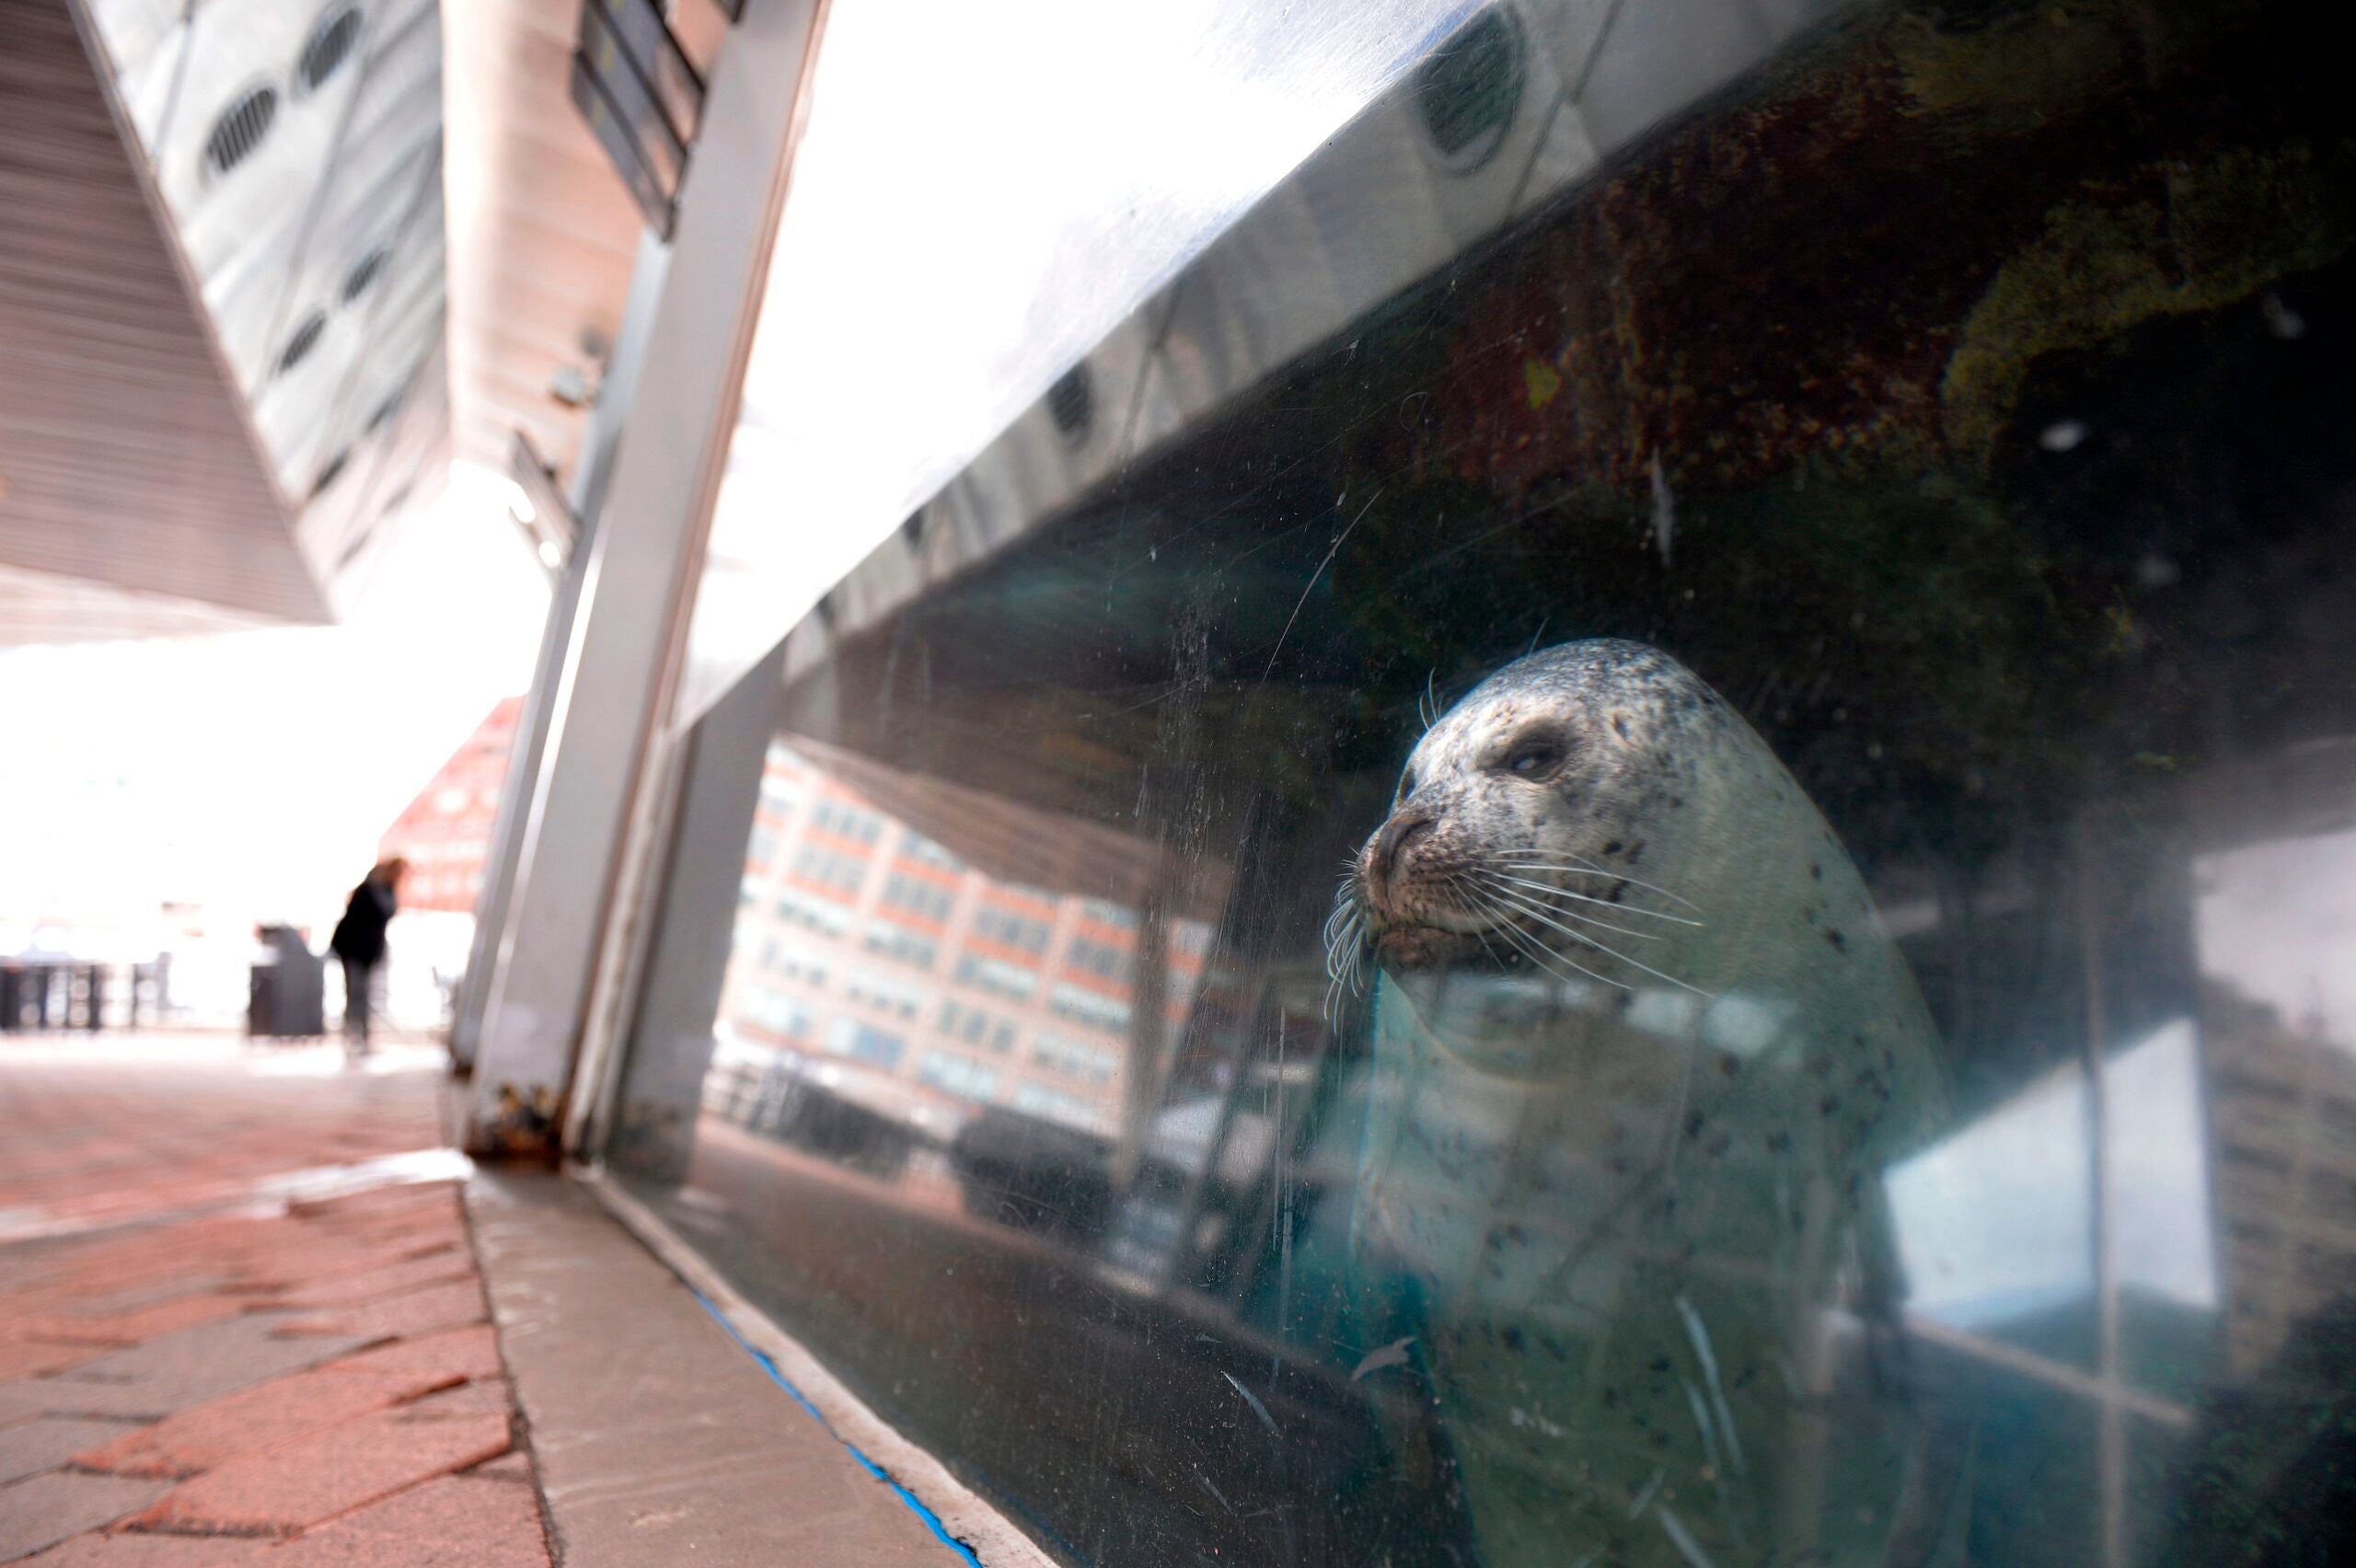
1330,639,1959,1567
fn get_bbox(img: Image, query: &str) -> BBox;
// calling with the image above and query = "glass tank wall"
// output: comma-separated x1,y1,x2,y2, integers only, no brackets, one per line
605,0,2356,1562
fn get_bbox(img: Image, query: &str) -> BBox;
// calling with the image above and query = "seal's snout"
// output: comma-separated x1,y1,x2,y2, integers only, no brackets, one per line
1369,809,1435,892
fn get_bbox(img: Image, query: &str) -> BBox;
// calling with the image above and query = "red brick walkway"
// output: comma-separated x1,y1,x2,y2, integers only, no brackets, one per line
0,1038,445,1231
0,1038,549,1565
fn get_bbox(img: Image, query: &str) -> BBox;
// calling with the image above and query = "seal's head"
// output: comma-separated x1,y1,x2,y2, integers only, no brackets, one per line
1336,640,1957,1568
1328,640,1723,1005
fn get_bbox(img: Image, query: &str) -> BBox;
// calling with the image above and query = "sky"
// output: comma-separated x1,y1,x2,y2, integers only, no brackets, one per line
2195,824,2356,1053
1888,1019,2218,1329
0,462,549,949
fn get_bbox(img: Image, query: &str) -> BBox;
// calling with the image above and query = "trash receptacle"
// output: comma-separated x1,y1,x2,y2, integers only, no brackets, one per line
248,925,326,1038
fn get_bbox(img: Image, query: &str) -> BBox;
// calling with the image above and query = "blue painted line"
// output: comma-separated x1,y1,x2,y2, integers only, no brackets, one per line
692,1290,985,1566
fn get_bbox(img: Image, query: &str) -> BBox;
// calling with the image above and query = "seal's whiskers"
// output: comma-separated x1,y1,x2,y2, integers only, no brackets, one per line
1430,870,1589,992
1322,885,1371,1020
1324,910,1362,975
1558,850,1703,912
1495,851,1701,912
1488,907,1624,993
1477,877,1707,997
1459,911,1517,975
1473,870,1669,940
1437,868,1611,992
1322,893,1358,952
1483,863,1703,927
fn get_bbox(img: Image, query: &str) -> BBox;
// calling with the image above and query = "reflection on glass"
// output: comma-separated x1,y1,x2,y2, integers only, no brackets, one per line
684,0,1508,697
687,738,1230,1255
609,0,2356,1562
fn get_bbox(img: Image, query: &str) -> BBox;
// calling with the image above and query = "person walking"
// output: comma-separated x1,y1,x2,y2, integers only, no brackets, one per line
329,857,406,1054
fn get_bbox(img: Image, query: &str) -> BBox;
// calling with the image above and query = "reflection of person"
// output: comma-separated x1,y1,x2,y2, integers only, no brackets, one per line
329,858,406,1053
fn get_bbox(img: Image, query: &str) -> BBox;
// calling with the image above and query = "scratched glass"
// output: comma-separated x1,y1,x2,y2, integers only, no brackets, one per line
606,0,2356,1562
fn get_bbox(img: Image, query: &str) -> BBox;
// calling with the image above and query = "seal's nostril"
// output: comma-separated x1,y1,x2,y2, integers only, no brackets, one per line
1372,812,1437,886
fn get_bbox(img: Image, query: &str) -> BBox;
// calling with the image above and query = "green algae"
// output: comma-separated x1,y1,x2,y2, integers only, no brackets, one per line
1943,139,2356,456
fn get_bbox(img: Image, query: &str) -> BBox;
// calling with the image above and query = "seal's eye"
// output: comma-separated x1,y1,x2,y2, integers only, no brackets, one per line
1504,741,1562,777
1396,768,1417,801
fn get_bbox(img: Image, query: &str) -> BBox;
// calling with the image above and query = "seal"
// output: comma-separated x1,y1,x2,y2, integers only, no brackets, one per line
1329,639,1960,1568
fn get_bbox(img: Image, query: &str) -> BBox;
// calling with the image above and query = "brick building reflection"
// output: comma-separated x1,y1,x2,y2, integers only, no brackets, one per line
2192,797,2356,1378
707,739,1219,1153
2201,979,2356,1375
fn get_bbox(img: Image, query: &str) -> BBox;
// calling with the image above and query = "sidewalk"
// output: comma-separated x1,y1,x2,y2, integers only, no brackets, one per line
2,1034,995,1568
0,1036,547,1565
0,1037,450,1234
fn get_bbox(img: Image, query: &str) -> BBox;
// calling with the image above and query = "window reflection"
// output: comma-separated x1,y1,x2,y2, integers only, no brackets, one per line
692,739,1224,1203
2196,824,2356,1377
608,0,2356,1560
1889,1020,2218,1335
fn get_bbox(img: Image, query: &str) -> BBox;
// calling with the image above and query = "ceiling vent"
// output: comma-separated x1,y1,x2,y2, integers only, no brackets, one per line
202,85,278,180
277,311,328,375
1047,363,1093,446
341,244,391,304
1415,10,1525,174
299,6,364,94
309,448,352,500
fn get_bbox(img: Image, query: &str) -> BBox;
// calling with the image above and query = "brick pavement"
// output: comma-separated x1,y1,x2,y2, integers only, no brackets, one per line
0,1037,550,1566
0,1039,445,1234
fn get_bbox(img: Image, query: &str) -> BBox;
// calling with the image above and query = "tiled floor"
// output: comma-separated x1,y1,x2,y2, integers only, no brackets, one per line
0,1036,549,1565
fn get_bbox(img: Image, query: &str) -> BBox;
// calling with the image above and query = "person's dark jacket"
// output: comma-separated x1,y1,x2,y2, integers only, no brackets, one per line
329,879,397,967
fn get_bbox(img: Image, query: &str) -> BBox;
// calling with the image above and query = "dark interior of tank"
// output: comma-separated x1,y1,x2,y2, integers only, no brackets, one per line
610,1,2356,1561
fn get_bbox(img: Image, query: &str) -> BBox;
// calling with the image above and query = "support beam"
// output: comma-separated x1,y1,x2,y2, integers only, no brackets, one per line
465,0,825,1155
450,230,669,1075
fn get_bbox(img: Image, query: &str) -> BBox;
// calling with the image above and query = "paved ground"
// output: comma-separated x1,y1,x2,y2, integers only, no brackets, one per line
0,1035,549,1565
0,1037,448,1233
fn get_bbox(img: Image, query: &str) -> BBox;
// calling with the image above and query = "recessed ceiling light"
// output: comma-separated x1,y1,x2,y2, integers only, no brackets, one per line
1415,10,1525,174
2039,420,2089,453
277,312,329,375
1047,363,1092,446
299,5,364,94
341,245,392,304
